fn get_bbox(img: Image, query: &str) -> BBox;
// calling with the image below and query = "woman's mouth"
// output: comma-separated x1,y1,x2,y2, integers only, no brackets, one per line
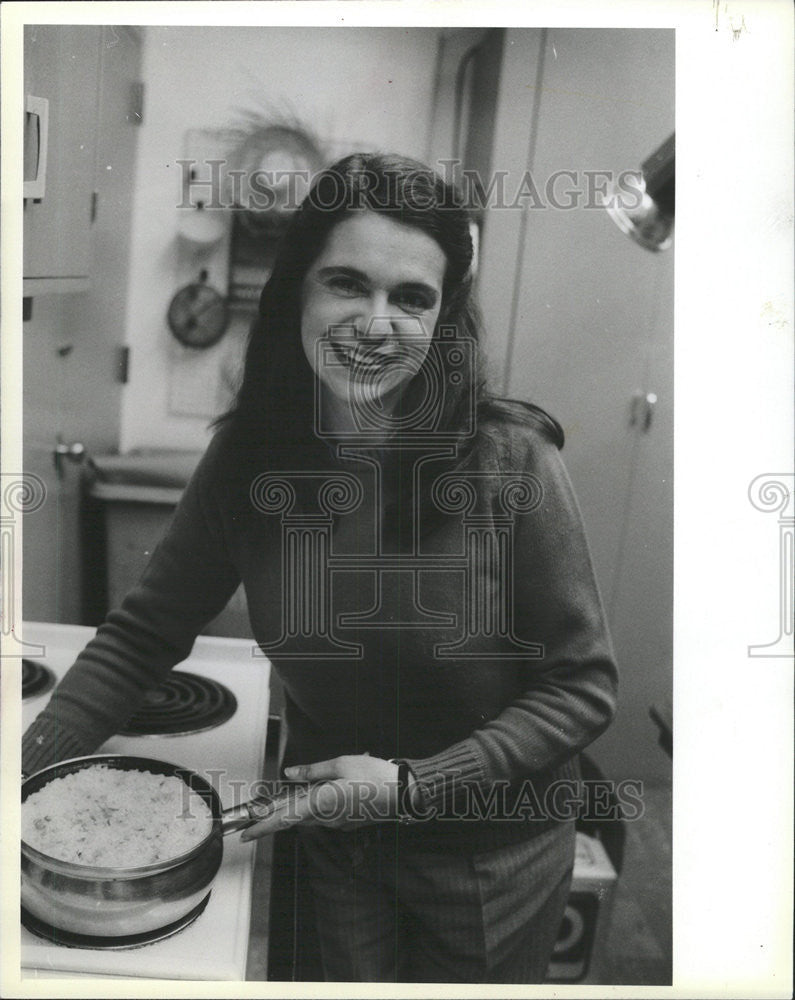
331,342,396,373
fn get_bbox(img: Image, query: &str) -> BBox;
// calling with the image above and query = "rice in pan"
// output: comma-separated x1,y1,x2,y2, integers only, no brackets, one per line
22,765,214,868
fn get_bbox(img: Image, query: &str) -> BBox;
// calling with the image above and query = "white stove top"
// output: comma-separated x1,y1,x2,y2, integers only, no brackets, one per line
20,621,272,981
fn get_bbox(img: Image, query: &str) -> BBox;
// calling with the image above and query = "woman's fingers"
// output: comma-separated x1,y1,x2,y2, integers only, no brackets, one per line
239,781,351,840
237,756,399,840
239,788,312,840
284,759,340,782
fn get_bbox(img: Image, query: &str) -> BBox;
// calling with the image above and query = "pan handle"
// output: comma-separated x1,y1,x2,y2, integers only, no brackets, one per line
220,788,305,836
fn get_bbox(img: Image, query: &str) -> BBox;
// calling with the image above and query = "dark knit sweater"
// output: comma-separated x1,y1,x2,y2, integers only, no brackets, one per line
22,405,618,851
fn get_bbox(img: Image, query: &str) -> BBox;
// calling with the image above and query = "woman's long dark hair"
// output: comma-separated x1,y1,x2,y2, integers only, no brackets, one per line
215,153,561,528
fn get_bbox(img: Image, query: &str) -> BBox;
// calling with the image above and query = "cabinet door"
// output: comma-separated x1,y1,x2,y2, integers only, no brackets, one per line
478,28,674,782
593,262,674,783
23,25,100,281
23,27,142,624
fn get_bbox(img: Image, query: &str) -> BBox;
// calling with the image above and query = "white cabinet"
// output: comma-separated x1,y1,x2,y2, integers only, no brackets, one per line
23,25,101,291
23,27,143,625
475,29,675,783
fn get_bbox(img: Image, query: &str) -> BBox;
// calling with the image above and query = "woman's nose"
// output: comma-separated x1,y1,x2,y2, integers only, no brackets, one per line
357,293,394,340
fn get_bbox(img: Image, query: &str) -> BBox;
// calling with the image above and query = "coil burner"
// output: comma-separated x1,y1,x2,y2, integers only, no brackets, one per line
21,894,211,950
21,659,56,700
118,670,238,736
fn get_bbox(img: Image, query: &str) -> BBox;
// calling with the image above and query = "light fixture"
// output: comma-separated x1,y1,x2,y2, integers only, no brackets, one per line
604,133,675,252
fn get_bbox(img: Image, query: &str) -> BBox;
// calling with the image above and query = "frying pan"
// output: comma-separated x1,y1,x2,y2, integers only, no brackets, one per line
21,754,285,938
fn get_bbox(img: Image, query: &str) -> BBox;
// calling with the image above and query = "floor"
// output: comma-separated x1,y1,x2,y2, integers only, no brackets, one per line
598,782,672,985
245,731,673,985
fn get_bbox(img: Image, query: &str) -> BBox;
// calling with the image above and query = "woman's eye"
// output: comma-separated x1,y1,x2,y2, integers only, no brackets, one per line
394,291,431,313
327,276,363,296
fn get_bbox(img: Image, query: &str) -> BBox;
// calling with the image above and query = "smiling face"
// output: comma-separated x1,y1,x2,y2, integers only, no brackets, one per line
300,211,446,427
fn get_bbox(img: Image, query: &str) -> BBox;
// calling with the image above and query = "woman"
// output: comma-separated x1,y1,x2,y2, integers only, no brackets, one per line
22,153,618,983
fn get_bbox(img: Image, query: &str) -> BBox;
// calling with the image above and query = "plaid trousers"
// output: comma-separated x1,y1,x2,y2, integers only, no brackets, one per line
297,819,576,983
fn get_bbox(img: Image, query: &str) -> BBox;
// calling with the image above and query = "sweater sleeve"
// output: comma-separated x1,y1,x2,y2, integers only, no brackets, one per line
404,424,619,810
21,430,242,776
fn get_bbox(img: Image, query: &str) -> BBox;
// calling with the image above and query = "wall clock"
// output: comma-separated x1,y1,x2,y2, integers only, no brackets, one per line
167,270,229,349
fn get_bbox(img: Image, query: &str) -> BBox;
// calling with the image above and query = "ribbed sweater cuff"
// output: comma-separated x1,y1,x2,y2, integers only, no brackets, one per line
403,741,484,813
21,714,93,777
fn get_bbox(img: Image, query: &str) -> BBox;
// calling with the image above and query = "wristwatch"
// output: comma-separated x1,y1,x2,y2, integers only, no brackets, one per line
388,758,421,823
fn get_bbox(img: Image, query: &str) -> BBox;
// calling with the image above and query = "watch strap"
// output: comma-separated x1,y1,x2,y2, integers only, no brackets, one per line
389,758,420,823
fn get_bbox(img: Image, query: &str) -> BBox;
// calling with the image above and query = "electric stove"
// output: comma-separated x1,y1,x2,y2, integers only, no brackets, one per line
19,621,272,981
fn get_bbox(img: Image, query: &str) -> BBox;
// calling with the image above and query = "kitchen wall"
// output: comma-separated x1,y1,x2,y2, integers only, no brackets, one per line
119,26,442,452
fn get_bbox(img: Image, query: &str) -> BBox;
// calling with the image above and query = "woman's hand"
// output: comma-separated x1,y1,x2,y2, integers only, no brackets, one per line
240,754,408,840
